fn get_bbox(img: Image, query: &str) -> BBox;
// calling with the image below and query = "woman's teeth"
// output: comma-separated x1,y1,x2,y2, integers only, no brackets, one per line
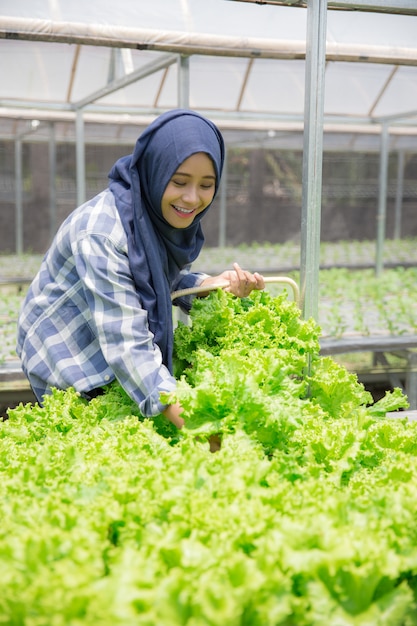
173,205,194,214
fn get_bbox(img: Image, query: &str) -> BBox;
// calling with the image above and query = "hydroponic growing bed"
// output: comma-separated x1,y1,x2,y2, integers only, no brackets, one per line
0,243,417,407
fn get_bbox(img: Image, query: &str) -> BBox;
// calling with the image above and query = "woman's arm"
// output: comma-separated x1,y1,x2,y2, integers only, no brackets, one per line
75,233,177,418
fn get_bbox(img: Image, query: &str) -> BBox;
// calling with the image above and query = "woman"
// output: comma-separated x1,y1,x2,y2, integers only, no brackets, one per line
16,109,264,428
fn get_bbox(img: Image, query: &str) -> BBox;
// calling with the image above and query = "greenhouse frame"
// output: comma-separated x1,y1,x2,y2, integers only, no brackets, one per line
0,0,417,320
3,6,417,620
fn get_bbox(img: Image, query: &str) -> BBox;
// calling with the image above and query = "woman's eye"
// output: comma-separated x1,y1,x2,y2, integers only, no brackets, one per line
171,179,213,190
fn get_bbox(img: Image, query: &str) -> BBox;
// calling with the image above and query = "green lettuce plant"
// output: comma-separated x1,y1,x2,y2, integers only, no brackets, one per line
1,288,415,625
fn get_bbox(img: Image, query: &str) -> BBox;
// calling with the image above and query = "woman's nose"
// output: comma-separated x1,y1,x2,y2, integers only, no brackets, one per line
181,185,198,204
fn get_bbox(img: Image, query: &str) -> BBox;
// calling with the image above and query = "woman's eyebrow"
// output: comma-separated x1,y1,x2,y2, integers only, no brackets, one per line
174,171,216,179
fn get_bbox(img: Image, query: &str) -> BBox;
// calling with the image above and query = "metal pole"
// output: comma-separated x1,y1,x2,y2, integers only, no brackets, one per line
300,0,328,322
15,138,23,254
75,109,86,206
177,55,191,325
178,55,190,108
218,150,227,247
49,121,57,242
394,149,405,239
375,124,389,276
406,351,417,410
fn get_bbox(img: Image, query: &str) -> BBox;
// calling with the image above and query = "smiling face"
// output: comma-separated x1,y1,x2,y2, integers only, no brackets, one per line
161,152,216,228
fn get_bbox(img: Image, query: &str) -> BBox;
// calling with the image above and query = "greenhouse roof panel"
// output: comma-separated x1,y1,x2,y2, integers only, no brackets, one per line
0,0,416,138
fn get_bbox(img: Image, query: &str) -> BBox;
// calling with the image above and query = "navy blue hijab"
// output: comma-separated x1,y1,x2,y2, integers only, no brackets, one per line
108,109,225,373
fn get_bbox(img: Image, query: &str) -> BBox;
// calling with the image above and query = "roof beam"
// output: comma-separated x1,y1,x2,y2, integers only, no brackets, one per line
368,66,398,117
230,0,417,15
72,53,178,109
236,58,253,110
2,17,417,64
66,45,81,102
1,101,417,129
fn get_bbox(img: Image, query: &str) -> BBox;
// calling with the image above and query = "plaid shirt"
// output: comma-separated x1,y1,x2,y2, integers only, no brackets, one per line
16,190,206,417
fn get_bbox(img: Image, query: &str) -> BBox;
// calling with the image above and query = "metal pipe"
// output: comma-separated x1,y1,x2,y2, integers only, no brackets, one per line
73,53,178,109
300,0,327,322
178,55,190,108
14,138,23,254
75,110,86,206
2,17,417,62
230,0,417,15
177,55,191,326
394,149,405,239
48,122,57,242
1,101,416,134
218,150,227,248
375,124,389,275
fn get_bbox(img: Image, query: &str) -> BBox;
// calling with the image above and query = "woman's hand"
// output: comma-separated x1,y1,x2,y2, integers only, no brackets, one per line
201,262,265,298
162,404,221,453
162,402,184,429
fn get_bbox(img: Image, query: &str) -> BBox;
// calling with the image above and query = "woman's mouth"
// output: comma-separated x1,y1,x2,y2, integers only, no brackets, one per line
172,204,196,217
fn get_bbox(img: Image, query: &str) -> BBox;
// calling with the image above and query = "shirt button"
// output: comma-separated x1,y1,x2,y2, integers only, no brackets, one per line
104,375,110,381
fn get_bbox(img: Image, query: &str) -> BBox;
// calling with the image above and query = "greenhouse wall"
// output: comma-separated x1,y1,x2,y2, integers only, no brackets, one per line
1,139,416,254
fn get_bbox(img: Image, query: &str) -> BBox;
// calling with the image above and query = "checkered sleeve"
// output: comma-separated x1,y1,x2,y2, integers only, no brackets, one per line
171,265,209,312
